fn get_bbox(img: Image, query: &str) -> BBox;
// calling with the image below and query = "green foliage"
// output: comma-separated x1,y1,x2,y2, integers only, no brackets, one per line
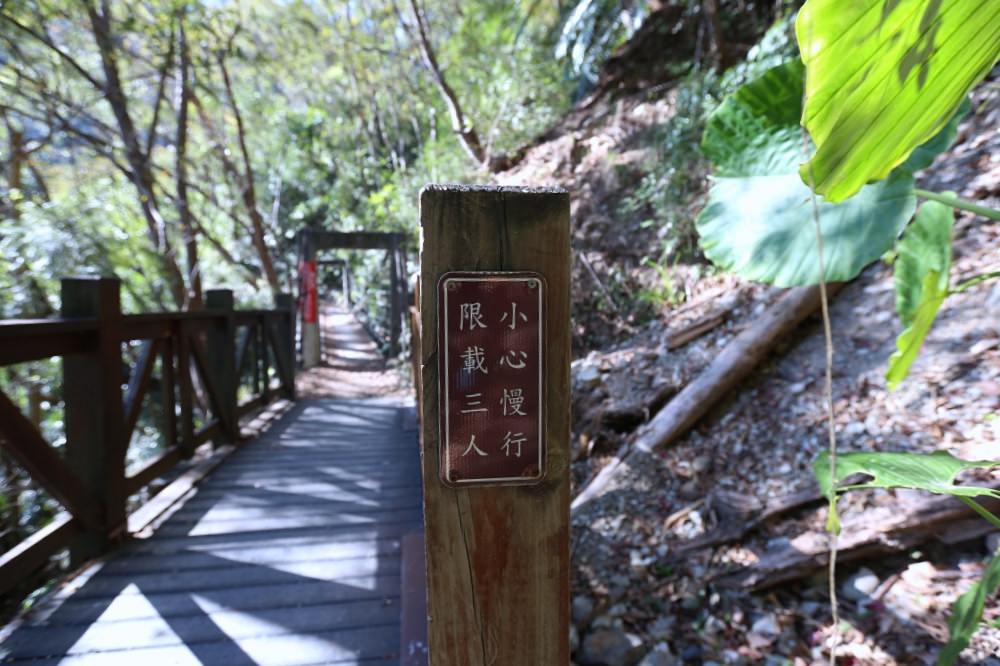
636,259,684,309
884,201,954,390
620,15,800,264
893,201,955,326
697,60,922,286
797,0,1000,202
556,0,649,88
938,551,1000,664
886,271,948,391
814,450,1000,533
619,69,722,261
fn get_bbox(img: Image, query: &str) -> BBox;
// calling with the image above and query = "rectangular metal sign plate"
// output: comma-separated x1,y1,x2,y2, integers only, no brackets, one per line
437,272,545,487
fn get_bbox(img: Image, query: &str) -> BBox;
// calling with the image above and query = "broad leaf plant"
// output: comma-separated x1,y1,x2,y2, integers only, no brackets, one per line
696,1,1000,662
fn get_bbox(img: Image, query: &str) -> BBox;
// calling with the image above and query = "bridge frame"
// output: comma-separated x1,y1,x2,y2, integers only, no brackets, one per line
297,230,409,366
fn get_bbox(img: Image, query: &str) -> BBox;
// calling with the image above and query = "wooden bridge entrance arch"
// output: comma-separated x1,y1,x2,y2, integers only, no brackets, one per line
297,230,408,367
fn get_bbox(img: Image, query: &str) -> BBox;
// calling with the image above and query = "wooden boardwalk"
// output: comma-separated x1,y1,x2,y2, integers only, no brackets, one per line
0,308,424,665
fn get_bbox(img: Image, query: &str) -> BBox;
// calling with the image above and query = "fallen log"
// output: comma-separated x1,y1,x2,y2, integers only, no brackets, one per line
714,483,1000,590
571,283,843,513
673,483,824,554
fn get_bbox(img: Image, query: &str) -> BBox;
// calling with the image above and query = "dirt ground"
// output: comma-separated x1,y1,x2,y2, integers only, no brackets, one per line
296,306,410,401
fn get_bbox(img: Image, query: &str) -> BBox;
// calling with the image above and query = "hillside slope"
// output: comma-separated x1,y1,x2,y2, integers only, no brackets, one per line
491,18,1000,665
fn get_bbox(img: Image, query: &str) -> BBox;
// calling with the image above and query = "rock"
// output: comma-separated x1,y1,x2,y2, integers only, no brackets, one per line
680,595,701,611
986,531,1000,555
573,595,595,625
692,454,712,474
766,536,791,550
841,567,879,602
800,601,823,618
591,614,620,630
578,365,602,388
721,649,742,664
751,612,780,637
607,603,628,617
578,627,637,666
678,479,700,500
703,614,725,636
637,643,677,666
679,643,702,663
844,421,865,437
630,549,655,569
747,612,781,649
647,615,675,640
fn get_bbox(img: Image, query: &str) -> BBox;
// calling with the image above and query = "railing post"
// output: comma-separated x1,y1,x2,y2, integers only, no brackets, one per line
418,185,571,665
389,236,401,357
206,289,238,444
61,277,126,564
274,292,296,400
176,321,196,458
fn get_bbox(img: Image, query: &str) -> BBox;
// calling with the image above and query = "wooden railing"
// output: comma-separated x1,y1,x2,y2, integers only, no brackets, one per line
0,277,296,596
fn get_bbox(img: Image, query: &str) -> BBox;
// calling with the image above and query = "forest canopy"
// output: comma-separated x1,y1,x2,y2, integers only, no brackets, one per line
0,0,588,320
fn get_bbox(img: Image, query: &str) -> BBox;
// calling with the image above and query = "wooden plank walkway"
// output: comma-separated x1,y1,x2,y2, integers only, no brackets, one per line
0,395,423,665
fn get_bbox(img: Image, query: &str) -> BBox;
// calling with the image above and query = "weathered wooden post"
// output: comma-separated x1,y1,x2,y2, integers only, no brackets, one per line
176,319,196,458
389,235,402,357
274,292,297,400
419,185,571,664
61,277,127,563
206,289,238,443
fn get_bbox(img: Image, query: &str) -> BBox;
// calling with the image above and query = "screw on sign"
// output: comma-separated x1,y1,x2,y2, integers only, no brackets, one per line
437,272,545,486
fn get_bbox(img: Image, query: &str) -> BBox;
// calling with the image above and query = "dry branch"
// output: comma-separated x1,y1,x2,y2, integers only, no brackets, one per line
572,283,843,513
674,484,824,554
714,483,1000,590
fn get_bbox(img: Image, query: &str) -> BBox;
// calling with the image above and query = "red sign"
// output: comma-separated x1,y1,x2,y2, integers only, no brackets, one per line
437,272,545,487
300,260,318,324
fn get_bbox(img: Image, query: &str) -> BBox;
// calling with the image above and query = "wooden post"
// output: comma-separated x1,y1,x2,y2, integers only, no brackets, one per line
176,321,196,458
206,289,238,444
161,336,177,452
257,317,271,403
61,277,127,564
345,263,353,307
274,292,296,400
389,237,401,357
418,185,571,665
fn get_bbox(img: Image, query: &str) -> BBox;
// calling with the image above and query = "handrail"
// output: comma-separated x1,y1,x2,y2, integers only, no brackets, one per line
0,278,297,598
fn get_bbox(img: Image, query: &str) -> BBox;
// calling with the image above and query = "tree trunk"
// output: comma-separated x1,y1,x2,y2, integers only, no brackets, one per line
6,124,24,220
703,0,731,72
216,55,281,295
406,0,488,168
85,0,186,307
174,15,202,310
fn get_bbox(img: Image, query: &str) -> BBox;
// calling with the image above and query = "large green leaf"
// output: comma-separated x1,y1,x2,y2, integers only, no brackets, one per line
697,60,917,286
814,449,999,532
894,201,954,326
797,0,1000,202
937,551,1000,665
900,100,971,174
886,270,948,390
